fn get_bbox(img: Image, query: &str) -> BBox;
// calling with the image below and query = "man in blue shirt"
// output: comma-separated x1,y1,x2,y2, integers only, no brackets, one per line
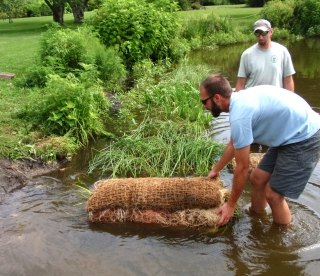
200,74,320,226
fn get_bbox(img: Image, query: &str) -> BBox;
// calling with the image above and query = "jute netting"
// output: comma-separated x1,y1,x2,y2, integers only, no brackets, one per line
228,153,264,174
87,177,230,227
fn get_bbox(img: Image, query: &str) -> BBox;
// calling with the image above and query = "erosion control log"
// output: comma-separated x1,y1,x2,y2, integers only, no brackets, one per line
87,177,230,228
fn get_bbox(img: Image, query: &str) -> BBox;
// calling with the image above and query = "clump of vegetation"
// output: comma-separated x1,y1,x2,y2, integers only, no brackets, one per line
260,0,295,30
115,62,214,134
89,0,188,70
260,0,320,37
18,25,127,91
292,0,320,37
89,62,223,177
89,118,223,177
181,13,247,49
16,73,112,146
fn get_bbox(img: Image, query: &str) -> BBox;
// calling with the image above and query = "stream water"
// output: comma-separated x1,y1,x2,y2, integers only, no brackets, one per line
1,38,320,276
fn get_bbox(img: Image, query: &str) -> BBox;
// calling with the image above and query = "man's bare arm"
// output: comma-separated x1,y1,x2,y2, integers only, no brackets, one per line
283,75,294,92
235,77,247,91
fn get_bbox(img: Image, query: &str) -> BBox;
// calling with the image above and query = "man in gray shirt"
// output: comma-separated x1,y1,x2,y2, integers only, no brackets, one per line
235,19,295,92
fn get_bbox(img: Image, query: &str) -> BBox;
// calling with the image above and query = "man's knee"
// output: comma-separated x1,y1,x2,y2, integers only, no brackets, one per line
250,168,270,187
265,185,284,205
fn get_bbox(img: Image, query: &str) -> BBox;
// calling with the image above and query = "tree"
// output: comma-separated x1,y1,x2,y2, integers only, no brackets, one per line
0,0,29,22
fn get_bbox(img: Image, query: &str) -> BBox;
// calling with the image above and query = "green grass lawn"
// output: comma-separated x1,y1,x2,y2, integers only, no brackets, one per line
0,13,83,75
178,4,261,29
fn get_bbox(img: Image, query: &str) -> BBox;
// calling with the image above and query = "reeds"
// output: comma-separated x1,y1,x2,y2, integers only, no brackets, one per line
89,118,223,178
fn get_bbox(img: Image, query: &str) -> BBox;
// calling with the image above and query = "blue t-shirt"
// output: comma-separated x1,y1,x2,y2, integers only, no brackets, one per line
230,85,320,149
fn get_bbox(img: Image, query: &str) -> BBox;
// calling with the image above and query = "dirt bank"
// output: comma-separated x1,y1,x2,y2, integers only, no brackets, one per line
0,159,60,201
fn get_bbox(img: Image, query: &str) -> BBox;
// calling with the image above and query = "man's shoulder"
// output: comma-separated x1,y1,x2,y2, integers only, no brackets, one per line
241,44,259,57
243,43,258,53
271,41,289,51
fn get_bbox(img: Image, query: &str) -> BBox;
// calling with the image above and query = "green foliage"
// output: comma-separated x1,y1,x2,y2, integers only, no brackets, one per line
17,73,112,145
146,0,180,11
87,0,104,11
132,59,172,90
36,25,127,89
292,0,320,37
26,0,51,16
40,25,87,71
89,61,223,178
116,61,213,133
88,118,223,177
181,13,247,48
260,0,295,29
0,0,29,20
15,65,54,88
177,0,191,10
245,0,269,7
90,0,185,70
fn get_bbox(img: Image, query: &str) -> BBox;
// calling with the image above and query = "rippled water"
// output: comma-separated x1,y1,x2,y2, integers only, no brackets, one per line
1,38,320,275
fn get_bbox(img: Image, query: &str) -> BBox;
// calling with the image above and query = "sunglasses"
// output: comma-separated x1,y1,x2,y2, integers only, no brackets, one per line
201,95,215,105
254,30,269,37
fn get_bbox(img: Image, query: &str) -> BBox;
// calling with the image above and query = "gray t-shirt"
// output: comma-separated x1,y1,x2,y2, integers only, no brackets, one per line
237,42,295,89
230,85,320,149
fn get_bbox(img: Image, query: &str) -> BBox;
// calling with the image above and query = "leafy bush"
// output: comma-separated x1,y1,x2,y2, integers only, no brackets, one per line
246,0,269,7
292,0,320,36
40,26,86,71
17,73,112,145
182,13,245,48
90,0,185,70
115,61,214,134
15,65,54,88
260,0,295,29
38,25,127,90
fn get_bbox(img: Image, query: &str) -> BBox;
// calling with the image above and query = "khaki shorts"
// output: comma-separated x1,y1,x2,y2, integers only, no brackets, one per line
258,129,320,199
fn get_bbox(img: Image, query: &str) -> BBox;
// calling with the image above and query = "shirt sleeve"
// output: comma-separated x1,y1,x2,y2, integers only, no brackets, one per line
237,52,248,78
231,118,254,149
283,48,296,77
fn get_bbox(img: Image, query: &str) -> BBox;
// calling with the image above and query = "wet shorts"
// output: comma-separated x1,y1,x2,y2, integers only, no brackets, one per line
258,129,320,199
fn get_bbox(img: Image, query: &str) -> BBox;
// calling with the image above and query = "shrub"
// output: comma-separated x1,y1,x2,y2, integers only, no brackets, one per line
17,73,112,145
260,0,295,29
89,0,185,70
182,13,245,48
246,0,269,7
15,65,54,88
38,25,127,89
292,0,320,36
40,26,87,72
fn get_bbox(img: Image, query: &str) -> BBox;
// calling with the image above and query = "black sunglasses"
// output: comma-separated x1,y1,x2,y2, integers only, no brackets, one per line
254,30,269,37
201,95,215,105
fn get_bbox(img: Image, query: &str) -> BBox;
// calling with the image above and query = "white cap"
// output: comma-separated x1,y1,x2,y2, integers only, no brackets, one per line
253,19,271,32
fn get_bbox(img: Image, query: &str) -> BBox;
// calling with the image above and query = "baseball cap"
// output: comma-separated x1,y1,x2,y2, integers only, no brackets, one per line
253,19,271,32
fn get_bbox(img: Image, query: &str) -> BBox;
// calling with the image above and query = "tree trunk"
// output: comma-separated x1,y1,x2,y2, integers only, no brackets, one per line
44,0,66,25
68,0,88,24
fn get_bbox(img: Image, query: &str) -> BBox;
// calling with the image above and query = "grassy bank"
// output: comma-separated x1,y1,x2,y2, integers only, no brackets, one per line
179,4,261,30
0,6,260,167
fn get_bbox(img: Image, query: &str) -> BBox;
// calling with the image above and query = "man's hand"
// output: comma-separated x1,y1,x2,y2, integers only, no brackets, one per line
216,202,235,226
208,169,219,179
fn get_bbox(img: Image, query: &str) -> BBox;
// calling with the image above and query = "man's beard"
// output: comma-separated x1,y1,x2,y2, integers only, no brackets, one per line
210,100,222,118
258,40,267,46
